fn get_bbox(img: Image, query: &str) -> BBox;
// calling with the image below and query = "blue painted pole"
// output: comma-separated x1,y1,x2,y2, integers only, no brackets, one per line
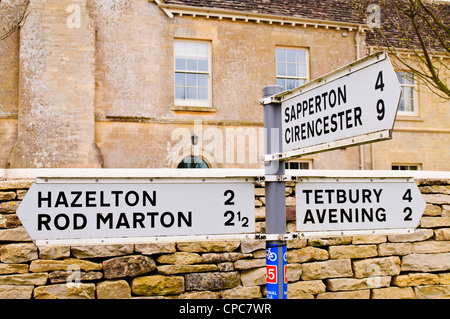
263,85,287,299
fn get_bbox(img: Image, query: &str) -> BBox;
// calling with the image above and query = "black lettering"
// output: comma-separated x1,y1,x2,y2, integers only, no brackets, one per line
285,127,291,144
316,209,327,223
321,92,328,109
74,213,87,230
302,100,308,117
303,189,313,204
315,95,322,113
362,208,373,222
294,125,300,142
307,121,314,138
354,106,362,126
340,208,352,223
323,116,329,134
161,212,174,228
125,191,139,207
315,118,323,136
376,208,386,222
296,103,302,119
300,123,306,140
314,190,324,204
373,189,382,203
111,191,123,206
338,85,347,104
303,209,315,224
146,212,158,227
348,189,359,204
38,191,51,208
86,191,96,207
290,105,296,121
329,89,336,107
362,189,372,203
55,192,69,208
330,113,337,132
324,189,335,203
345,109,353,128
337,189,346,203
116,213,130,228
337,111,345,129
133,212,145,228
329,209,338,223
284,107,290,123
178,211,192,227
100,191,110,207
71,191,82,207
38,214,51,231
308,97,314,115
54,214,70,230
97,213,113,229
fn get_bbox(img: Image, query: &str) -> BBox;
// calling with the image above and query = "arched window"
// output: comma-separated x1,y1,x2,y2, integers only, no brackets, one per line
177,156,209,169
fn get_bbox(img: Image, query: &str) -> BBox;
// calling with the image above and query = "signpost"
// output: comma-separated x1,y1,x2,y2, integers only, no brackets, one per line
295,177,426,237
14,52,426,300
262,52,401,161
16,178,255,246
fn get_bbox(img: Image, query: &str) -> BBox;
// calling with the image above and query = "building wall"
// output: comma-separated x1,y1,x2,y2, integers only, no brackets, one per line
0,0,448,170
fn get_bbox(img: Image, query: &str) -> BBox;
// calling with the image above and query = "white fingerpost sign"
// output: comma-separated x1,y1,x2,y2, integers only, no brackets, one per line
295,177,426,237
16,178,255,245
263,52,401,161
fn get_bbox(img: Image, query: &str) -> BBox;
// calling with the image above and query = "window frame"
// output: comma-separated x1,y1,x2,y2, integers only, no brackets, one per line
174,39,212,109
396,71,419,117
392,163,422,171
276,47,309,91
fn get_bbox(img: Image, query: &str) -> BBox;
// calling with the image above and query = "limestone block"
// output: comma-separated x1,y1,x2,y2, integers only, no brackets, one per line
38,245,70,260
434,228,450,241
325,277,391,291
97,280,131,299
0,191,16,201
202,252,243,263
287,246,329,263
288,280,326,297
29,259,102,272
0,243,37,263
378,243,412,256
184,272,240,291
371,287,415,299
317,290,370,299
156,252,202,265
135,243,176,255
220,286,262,299
0,201,20,213
157,264,217,275
177,241,240,253
392,273,440,287
0,226,31,241
0,214,20,228
353,257,401,278
131,275,184,296
352,234,386,244
0,285,34,299
0,273,47,285
240,240,265,253
329,245,378,259
301,259,353,280
420,217,450,228
401,253,450,272
0,263,28,275
438,273,450,284
287,263,303,282
103,255,156,279
234,258,265,270
412,241,450,253
48,271,103,284
422,194,450,205
308,237,352,246
388,229,433,242
33,283,96,299
0,180,33,191
240,267,266,286
423,204,442,216
71,244,134,259
414,285,450,299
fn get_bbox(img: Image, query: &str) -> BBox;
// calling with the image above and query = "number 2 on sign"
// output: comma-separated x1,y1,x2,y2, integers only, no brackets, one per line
223,190,249,227
402,189,413,221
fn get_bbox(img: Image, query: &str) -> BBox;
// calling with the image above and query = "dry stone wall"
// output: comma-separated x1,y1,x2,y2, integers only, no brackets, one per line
0,177,449,299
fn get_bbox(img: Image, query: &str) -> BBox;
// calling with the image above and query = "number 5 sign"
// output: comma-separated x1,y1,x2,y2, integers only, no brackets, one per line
263,51,402,162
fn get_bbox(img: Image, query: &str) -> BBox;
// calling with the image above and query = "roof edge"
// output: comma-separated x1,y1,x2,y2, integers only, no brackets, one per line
157,2,366,31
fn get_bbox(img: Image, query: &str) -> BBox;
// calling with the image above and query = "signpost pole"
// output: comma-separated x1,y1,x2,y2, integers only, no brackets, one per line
263,85,287,299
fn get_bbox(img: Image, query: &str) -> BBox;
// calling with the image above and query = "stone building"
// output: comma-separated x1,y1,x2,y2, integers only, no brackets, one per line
0,0,449,170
